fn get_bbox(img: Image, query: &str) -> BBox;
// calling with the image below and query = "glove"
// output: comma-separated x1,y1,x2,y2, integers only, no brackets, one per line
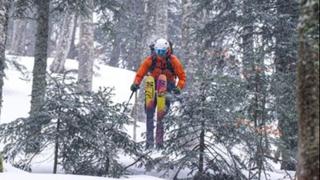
172,87,181,95
130,83,139,92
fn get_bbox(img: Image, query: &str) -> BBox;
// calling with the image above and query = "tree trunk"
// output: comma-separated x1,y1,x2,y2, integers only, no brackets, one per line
198,122,205,173
30,0,50,115
194,91,209,180
241,2,254,84
143,0,157,45
181,0,192,65
241,1,266,178
53,118,61,174
0,0,11,120
28,0,50,153
8,18,27,55
0,154,2,172
182,0,197,93
24,19,36,56
50,9,76,73
297,0,319,179
155,0,168,39
67,13,78,59
109,32,121,67
129,0,153,125
77,0,94,92
126,0,144,71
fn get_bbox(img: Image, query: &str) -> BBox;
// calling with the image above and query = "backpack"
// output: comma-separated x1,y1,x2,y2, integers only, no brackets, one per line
148,41,175,74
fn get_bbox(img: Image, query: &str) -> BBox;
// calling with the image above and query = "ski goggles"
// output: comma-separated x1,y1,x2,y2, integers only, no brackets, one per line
155,48,167,56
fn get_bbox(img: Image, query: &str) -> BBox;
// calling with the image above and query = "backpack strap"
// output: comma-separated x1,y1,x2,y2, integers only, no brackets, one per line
149,52,157,73
167,41,175,74
166,55,175,74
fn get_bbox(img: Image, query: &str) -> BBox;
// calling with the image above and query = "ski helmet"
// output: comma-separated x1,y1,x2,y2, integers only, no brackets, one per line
154,38,170,56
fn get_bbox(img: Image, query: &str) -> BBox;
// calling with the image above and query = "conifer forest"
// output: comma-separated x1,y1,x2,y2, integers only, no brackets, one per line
0,0,318,180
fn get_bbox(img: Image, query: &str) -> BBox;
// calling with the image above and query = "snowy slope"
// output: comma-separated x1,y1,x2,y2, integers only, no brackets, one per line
0,56,295,180
0,56,163,180
1,55,135,124
1,162,164,180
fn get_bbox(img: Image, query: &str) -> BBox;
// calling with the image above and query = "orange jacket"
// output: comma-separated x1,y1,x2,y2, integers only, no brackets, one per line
133,55,186,89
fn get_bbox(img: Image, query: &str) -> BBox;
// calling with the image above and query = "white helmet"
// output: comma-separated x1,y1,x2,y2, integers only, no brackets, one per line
154,38,170,56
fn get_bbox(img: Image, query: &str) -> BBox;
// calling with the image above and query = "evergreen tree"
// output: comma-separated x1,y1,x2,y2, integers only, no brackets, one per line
154,47,248,179
240,1,271,177
193,0,301,176
0,75,145,177
273,0,299,170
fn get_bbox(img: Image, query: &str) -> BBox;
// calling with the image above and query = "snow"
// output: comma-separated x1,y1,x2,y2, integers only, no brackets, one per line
1,162,164,180
0,56,162,180
1,55,135,124
0,55,295,180
0,173,164,180
1,161,165,180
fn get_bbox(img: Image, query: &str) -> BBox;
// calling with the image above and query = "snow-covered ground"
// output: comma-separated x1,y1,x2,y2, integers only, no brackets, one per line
1,162,163,180
0,56,163,180
0,56,295,180
1,55,135,124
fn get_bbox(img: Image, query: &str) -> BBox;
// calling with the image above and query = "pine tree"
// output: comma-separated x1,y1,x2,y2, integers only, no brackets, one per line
274,0,299,170
240,1,275,177
297,0,319,179
154,44,247,179
0,75,145,177
192,0,291,178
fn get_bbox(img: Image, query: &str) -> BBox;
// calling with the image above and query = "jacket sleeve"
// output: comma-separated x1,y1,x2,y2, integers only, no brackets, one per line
172,56,186,89
133,56,152,85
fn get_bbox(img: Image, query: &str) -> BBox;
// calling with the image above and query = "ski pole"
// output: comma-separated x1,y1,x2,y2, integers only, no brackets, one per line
121,91,135,117
124,91,135,112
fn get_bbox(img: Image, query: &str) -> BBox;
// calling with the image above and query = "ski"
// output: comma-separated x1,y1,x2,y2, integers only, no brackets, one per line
155,74,167,147
145,75,155,111
156,74,167,120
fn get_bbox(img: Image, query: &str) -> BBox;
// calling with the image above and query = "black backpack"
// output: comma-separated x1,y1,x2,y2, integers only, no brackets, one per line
148,41,174,74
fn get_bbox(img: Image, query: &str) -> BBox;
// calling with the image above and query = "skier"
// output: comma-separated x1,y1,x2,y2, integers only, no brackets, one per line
130,38,186,149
